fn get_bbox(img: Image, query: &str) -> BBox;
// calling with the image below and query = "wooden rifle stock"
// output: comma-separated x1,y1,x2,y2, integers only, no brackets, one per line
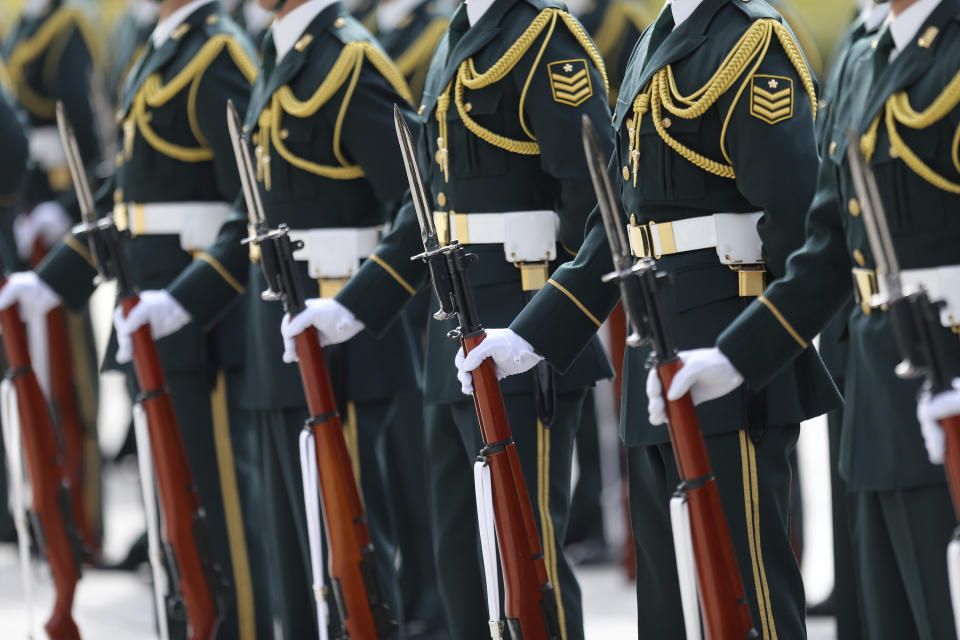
941,415,960,519
120,296,219,640
658,358,756,640
294,324,393,638
462,332,559,640
0,289,81,640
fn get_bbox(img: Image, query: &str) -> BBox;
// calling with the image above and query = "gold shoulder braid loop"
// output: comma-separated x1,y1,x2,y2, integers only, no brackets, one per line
861,67,960,194
435,8,608,180
123,35,258,164
626,19,816,183
257,42,413,188
7,7,100,118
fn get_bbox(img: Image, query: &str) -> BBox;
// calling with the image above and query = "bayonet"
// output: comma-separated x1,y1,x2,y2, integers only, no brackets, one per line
226,100,268,234
55,102,95,226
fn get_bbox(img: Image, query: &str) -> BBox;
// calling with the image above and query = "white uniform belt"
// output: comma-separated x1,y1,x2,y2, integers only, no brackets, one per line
432,210,559,264
853,265,960,328
288,227,382,280
114,201,231,252
628,212,764,264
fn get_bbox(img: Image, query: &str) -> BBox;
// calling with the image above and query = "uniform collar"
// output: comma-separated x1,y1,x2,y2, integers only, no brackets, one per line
152,0,216,46
888,0,941,60
377,0,428,31
466,0,497,25
273,0,339,62
666,0,702,29
860,2,891,32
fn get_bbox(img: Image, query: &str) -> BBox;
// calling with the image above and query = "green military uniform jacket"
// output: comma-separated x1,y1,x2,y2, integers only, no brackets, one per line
376,0,448,105
0,87,29,270
576,0,650,102
2,0,99,206
37,2,257,376
195,4,420,409
718,0,960,491
510,0,841,446
335,0,615,405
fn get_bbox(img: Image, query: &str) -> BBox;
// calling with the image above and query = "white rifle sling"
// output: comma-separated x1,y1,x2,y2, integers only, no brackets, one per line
670,492,702,640
948,536,960,640
474,459,503,639
289,227,382,281
2,378,34,637
133,403,171,640
299,428,330,640
26,316,50,398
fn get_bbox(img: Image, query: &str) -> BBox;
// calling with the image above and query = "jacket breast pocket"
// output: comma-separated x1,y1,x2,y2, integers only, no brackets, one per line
448,89,507,179
635,115,706,202
272,113,322,192
868,125,946,234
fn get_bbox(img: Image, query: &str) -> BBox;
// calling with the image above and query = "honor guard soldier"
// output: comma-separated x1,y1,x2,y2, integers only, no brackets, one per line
806,1,889,633
152,0,420,635
290,1,616,637
660,0,960,637
456,0,842,636
0,2,273,638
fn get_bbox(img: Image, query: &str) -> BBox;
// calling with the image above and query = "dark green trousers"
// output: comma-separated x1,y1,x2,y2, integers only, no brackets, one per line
628,425,804,640
826,398,864,640
851,483,957,640
138,368,270,640
424,389,587,640
249,399,404,639
566,392,605,547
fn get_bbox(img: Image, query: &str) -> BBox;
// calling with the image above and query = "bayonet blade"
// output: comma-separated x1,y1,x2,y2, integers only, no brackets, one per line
55,101,96,225
226,100,267,232
393,104,439,252
582,116,631,272
846,129,902,299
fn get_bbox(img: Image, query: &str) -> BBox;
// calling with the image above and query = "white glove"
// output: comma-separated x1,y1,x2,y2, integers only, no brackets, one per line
917,379,960,465
646,348,744,425
280,298,364,363
0,271,62,324
14,202,73,259
114,290,192,364
455,328,543,395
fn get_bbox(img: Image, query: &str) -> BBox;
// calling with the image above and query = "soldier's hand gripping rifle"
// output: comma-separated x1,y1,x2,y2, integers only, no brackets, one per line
56,102,222,640
846,131,960,636
0,267,82,640
394,105,561,640
225,101,395,640
583,116,757,640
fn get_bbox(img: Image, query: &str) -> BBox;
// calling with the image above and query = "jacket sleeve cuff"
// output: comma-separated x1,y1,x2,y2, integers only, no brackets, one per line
36,233,98,310
717,294,808,389
168,252,246,332
511,277,605,374
336,253,418,338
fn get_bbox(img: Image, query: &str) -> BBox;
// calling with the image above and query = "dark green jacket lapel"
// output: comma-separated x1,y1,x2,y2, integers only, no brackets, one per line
858,0,959,133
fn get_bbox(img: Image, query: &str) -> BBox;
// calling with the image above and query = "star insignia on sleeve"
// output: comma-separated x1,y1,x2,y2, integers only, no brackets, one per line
547,59,593,107
768,78,779,89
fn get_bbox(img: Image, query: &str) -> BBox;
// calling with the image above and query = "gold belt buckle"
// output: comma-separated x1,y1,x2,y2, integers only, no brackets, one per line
517,262,549,291
47,166,72,192
113,201,129,231
433,211,450,245
627,214,653,258
729,265,767,297
851,268,879,315
318,278,348,298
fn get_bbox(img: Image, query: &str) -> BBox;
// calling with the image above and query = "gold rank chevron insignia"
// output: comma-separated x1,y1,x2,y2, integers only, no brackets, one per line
750,74,793,125
548,59,593,107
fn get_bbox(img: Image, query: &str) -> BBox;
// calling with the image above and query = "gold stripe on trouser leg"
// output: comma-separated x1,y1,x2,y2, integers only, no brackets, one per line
344,402,362,500
738,430,778,640
67,312,100,533
536,420,566,639
211,371,256,640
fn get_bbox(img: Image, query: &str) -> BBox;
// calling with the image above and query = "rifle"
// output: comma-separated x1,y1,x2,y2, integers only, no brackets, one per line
845,130,960,636
394,105,560,640
0,278,82,640
56,102,222,640
225,101,396,640
582,116,757,640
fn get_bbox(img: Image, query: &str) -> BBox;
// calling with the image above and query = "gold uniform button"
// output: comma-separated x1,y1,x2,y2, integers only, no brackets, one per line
622,166,630,181
853,249,866,266
464,102,472,112
889,146,899,159
848,198,861,217
828,141,837,155
280,128,290,140
206,14,218,24
662,117,671,128
334,17,346,27
437,192,447,207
